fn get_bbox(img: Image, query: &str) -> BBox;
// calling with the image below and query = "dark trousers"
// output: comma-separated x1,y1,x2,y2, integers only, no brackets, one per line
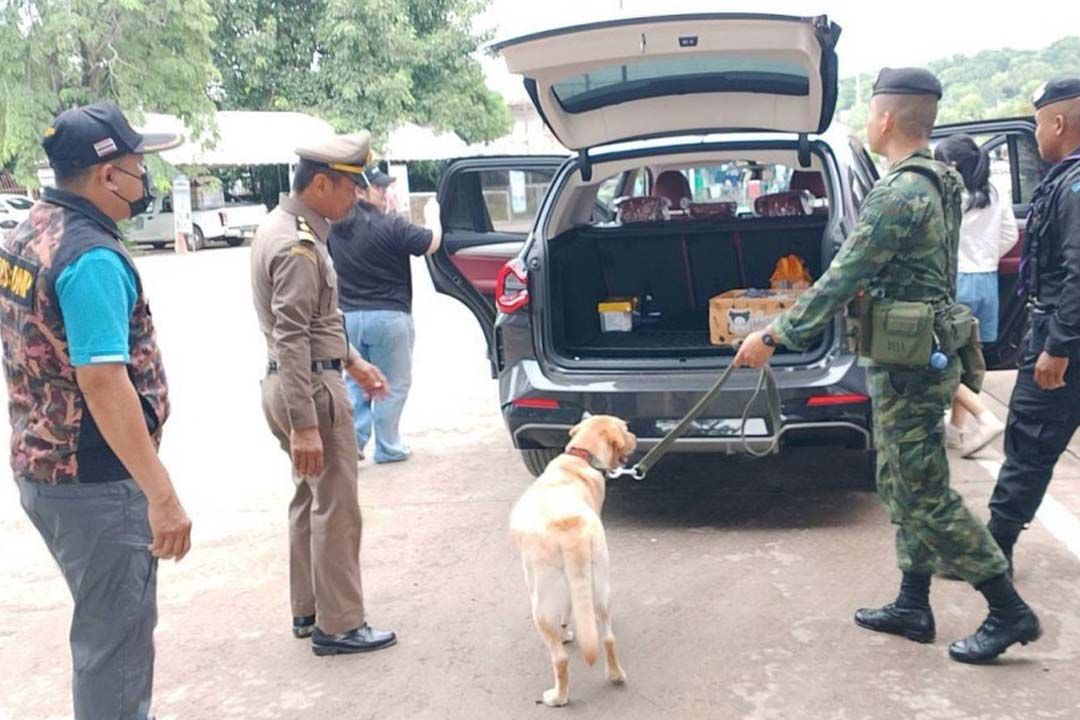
992,311,1080,525
18,478,157,720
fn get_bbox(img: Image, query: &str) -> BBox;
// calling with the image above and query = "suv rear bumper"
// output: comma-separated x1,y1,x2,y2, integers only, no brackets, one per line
501,354,873,455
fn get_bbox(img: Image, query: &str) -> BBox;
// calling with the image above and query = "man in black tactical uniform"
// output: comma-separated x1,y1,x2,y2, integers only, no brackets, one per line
988,78,1080,572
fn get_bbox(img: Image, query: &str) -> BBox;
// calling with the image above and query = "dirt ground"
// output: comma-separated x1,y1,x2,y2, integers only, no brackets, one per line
2,247,1079,720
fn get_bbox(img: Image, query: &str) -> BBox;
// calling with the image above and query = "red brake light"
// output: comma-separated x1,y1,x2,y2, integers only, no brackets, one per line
512,397,560,410
218,211,228,226
495,258,529,314
806,393,870,407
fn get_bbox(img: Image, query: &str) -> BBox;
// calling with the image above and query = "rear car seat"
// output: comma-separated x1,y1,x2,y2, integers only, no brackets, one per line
754,189,815,218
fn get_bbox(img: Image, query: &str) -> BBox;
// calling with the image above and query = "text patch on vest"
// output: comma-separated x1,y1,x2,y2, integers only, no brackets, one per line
0,248,39,309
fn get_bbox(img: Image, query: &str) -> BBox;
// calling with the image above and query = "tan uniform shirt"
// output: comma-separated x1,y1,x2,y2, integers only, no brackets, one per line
251,194,357,430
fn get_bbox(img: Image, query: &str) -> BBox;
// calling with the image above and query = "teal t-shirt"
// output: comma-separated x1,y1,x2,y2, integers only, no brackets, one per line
55,248,137,366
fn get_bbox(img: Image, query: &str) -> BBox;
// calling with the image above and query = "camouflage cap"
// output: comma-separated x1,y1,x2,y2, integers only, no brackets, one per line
1032,78,1080,110
295,131,374,185
872,67,943,99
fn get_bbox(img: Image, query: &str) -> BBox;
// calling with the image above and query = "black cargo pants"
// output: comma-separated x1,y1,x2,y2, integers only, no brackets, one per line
991,310,1080,524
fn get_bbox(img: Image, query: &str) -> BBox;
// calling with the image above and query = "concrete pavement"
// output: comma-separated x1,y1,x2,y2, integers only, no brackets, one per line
1,247,1079,719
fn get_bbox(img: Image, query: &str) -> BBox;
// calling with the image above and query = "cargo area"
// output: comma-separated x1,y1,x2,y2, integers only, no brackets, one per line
547,215,829,359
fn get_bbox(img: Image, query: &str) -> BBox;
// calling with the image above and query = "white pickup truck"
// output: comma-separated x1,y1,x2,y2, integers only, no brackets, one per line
127,194,268,250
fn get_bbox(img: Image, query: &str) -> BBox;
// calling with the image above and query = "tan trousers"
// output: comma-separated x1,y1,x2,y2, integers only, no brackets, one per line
261,370,364,635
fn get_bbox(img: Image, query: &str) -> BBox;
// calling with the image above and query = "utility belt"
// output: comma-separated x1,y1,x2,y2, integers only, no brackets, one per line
267,358,343,374
847,293,986,391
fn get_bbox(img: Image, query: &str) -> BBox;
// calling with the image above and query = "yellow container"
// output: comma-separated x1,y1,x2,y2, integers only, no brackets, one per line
598,296,639,332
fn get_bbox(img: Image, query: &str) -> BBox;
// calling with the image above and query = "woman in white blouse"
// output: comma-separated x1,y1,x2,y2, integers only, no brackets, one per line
935,135,1020,457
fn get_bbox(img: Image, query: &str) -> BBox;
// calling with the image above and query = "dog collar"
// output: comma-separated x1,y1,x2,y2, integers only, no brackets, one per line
564,447,609,473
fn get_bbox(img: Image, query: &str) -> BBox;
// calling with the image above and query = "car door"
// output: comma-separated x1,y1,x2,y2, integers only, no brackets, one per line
931,119,1044,369
426,156,564,373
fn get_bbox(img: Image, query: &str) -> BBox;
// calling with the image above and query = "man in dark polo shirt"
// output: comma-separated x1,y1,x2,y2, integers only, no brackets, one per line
328,167,441,463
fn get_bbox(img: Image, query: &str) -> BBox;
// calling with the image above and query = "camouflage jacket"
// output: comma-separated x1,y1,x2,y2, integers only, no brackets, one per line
0,188,169,484
772,149,963,350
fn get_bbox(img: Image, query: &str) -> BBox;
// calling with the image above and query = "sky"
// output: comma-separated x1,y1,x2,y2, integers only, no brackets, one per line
476,0,1080,102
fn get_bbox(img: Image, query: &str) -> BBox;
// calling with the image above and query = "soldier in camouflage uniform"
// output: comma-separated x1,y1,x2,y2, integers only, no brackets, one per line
734,68,1041,664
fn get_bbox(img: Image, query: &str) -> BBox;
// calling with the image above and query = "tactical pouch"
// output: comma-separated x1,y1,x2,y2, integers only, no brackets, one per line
867,301,935,366
846,291,873,355
934,303,977,354
958,319,987,392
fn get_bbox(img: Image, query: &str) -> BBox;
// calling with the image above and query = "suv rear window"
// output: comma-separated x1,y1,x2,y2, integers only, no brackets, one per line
684,162,797,214
552,56,809,114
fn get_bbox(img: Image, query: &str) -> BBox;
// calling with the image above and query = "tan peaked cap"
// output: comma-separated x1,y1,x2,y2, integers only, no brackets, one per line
295,131,373,175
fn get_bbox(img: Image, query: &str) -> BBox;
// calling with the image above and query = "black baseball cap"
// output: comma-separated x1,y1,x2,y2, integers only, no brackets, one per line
42,101,182,170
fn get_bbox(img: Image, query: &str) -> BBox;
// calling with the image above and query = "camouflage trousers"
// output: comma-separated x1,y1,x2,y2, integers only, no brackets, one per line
868,362,1009,585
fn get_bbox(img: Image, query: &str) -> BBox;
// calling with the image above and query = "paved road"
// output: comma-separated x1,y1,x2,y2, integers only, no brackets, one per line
2,247,1079,720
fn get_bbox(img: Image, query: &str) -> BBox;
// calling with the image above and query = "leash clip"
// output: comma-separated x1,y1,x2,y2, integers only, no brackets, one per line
606,464,646,481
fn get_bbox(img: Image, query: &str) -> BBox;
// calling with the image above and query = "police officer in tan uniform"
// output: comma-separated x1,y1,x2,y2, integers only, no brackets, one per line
251,132,397,655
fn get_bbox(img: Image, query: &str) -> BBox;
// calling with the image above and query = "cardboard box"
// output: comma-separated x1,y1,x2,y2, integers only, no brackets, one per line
598,297,639,333
709,289,802,346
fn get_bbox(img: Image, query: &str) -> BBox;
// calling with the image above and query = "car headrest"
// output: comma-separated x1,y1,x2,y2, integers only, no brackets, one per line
653,171,692,207
754,190,815,218
790,171,826,198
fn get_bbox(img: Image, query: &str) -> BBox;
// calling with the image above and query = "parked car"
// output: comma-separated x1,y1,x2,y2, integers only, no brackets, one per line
0,194,33,239
127,194,268,250
423,13,1045,482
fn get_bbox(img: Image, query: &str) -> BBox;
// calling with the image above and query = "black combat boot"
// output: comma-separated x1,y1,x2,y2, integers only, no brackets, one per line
949,574,1041,663
987,515,1023,578
854,572,936,643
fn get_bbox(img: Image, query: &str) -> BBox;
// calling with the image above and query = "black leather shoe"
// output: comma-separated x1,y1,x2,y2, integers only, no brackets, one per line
854,603,935,643
292,615,316,639
949,609,1041,664
311,623,397,656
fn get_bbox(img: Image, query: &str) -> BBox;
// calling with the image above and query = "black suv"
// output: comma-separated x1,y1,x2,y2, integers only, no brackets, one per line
425,13,1043,480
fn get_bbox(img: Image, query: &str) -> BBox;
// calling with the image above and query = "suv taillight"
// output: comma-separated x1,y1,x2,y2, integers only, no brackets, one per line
218,211,228,226
495,258,529,314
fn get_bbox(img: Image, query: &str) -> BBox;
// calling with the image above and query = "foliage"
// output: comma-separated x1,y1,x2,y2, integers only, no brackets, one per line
209,0,510,144
0,0,219,185
839,36,1080,138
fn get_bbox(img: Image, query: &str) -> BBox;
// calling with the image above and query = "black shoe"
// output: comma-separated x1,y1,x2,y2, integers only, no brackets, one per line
949,608,1041,663
854,603,936,643
292,615,316,639
311,623,397,656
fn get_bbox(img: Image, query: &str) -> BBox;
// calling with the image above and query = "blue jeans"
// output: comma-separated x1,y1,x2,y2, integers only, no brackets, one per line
343,309,415,462
957,271,999,343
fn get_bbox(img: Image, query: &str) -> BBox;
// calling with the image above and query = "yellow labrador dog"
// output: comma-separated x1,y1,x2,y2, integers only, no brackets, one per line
510,415,636,707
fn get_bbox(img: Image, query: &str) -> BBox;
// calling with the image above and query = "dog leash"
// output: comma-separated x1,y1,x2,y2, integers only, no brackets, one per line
606,364,782,481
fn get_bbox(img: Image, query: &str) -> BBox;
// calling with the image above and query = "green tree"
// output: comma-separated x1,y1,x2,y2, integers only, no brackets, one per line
210,0,510,144
838,35,1080,138
0,0,218,185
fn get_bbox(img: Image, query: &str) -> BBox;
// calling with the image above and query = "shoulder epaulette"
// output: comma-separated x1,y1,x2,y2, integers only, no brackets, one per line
289,243,317,263
295,216,316,244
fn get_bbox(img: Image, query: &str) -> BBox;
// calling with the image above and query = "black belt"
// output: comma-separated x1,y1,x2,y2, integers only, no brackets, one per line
267,359,343,374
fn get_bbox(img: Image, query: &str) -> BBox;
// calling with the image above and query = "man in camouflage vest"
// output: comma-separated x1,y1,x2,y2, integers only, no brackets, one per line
0,103,192,719
734,68,1041,663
